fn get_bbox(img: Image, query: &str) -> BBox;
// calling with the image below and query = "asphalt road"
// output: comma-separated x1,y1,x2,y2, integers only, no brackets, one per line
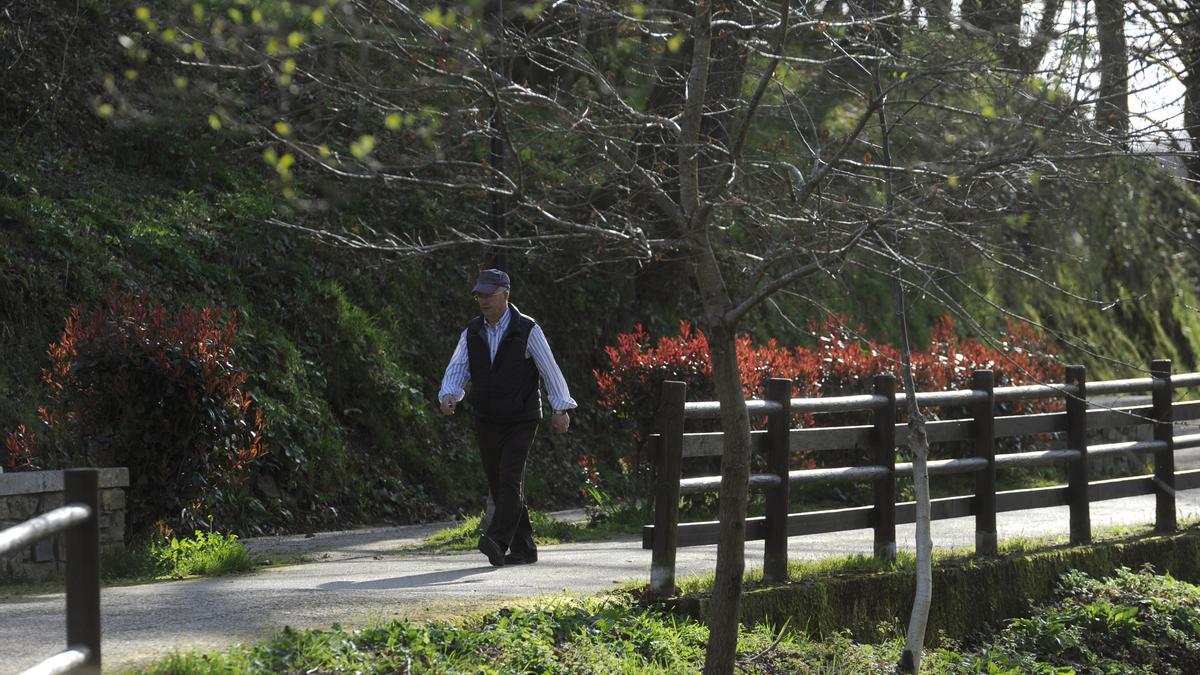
3,451,1200,672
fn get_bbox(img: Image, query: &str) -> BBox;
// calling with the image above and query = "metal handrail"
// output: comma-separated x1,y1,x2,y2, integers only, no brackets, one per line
0,506,91,557
1,469,101,675
20,648,91,675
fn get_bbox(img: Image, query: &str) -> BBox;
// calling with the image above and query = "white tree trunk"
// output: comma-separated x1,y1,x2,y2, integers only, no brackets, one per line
900,414,932,672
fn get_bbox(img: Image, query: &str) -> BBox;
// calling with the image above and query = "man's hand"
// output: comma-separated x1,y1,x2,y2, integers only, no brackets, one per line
551,410,570,433
440,395,457,416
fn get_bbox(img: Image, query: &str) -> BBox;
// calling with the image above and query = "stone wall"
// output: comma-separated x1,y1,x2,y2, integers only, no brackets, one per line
0,468,129,582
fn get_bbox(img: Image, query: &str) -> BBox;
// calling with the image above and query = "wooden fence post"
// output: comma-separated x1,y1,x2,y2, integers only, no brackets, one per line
650,380,686,596
1150,359,1176,533
65,468,101,673
763,378,792,582
1065,365,1091,545
971,370,997,556
872,373,897,562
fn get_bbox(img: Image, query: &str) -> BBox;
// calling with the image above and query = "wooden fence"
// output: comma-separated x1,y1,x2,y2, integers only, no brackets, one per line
0,469,101,674
643,361,1200,595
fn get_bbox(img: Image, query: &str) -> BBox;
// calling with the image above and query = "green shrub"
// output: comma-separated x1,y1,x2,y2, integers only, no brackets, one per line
102,530,256,581
155,530,256,577
993,566,1200,673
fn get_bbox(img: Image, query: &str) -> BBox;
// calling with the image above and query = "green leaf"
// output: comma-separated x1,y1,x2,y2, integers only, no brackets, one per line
276,153,295,178
350,135,376,159
422,8,446,27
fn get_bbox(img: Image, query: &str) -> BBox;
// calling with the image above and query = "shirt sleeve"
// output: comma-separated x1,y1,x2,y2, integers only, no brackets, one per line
527,324,577,412
438,329,469,402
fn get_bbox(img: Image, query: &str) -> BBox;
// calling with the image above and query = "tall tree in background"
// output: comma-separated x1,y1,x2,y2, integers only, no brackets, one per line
1095,0,1131,140
1131,0,1200,182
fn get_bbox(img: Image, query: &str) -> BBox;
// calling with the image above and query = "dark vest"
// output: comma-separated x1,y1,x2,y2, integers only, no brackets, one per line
466,306,542,423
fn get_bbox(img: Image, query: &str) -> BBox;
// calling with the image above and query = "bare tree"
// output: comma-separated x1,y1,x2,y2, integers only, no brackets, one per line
873,61,933,672
107,1,1191,671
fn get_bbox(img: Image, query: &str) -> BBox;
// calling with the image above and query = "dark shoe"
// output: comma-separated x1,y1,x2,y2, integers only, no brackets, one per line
504,551,538,566
478,536,505,567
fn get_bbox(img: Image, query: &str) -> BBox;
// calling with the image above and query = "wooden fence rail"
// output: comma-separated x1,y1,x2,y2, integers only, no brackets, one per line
644,361,1200,595
0,469,101,674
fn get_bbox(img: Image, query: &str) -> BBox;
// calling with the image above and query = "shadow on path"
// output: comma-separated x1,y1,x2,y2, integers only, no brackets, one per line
318,566,500,591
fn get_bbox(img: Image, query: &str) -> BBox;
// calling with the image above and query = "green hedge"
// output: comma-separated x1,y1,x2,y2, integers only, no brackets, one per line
670,528,1200,644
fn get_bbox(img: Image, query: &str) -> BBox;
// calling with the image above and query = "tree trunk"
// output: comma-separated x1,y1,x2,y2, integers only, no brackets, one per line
1018,0,1065,74
914,0,952,29
701,319,753,674
1095,0,1130,140
1183,14,1200,182
962,0,1023,69
899,414,932,673
962,0,1020,33
893,256,932,673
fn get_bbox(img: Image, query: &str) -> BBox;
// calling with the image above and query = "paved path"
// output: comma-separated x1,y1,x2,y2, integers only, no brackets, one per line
3,457,1200,671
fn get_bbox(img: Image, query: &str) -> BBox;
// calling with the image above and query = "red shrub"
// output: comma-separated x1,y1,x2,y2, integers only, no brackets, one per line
28,288,267,534
595,313,1063,421
4,424,37,471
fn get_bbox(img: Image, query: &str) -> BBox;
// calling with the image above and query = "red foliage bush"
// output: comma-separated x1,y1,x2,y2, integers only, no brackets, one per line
4,424,37,471
595,314,1063,422
8,288,267,535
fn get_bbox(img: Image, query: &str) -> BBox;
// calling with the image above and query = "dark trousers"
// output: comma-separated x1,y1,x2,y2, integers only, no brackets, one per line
476,419,539,556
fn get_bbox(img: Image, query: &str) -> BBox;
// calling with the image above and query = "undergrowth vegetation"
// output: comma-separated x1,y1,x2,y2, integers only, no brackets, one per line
101,529,256,581
128,567,1200,674
0,136,483,537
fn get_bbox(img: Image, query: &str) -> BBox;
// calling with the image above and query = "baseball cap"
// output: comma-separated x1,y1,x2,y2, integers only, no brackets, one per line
472,268,511,295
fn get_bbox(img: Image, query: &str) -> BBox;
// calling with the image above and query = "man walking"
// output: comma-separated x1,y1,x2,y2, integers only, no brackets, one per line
438,269,576,567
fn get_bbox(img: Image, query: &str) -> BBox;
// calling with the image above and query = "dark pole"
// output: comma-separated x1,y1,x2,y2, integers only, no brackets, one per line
1065,365,1091,544
872,373,897,561
763,378,792,582
971,370,997,556
1150,359,1176,532
649,380,686,596
64,468,101,673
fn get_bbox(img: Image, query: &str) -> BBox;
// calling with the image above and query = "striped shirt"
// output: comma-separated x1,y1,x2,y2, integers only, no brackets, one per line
439,306,577,412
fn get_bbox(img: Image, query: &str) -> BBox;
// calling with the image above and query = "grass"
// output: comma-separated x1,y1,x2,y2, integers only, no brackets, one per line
672,520,1200,596
2,530,258,595
101,530,257,582
122,567,1200,674
418,509,644,552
